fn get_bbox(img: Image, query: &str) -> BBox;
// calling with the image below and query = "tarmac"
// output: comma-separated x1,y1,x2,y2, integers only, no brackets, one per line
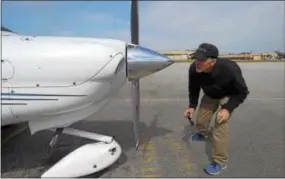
1,62,285,178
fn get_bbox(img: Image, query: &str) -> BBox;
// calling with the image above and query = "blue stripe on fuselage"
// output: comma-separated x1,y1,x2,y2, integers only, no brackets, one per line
1,93,86,97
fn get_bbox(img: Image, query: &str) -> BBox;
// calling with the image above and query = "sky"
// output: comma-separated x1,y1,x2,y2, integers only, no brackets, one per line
2,1,284,53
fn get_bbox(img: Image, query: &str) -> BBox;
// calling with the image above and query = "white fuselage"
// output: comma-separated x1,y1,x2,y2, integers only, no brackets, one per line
1,34,128,134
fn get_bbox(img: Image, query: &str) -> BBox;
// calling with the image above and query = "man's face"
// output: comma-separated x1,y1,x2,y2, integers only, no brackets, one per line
195,58,214,73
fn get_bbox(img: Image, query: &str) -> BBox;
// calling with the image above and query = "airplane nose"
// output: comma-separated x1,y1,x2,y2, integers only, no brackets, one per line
126,44,174,80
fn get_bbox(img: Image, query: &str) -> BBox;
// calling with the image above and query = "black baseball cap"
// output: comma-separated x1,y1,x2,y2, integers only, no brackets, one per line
193,43,219,61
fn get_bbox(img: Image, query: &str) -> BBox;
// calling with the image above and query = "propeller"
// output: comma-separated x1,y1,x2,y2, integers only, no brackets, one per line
128,0,173,150
130,0,140,150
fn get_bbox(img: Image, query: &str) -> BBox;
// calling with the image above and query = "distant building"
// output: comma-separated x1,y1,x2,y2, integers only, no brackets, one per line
159,50,195,61
251,53,263,60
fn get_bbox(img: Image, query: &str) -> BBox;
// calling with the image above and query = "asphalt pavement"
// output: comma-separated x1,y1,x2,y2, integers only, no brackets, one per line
1,62,284,178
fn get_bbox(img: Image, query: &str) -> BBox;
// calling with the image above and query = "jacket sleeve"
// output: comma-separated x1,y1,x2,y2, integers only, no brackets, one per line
188,64,201,109
221,63,249,113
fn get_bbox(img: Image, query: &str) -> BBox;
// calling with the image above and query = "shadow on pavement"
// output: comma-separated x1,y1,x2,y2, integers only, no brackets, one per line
181,124,213,163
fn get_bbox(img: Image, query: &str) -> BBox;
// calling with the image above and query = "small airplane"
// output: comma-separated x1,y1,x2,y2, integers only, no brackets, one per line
1,1,174,178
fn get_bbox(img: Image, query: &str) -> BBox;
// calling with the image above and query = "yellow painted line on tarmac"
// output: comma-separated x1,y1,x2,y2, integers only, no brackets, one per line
142,174,160,178
166,139,196,176
140,167,157,172
138,138,162,177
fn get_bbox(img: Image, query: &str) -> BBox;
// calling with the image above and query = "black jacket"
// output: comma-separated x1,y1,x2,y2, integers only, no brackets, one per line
188,58,249,113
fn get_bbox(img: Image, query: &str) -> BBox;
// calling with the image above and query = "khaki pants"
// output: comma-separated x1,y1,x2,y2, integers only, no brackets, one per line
195,94,230,165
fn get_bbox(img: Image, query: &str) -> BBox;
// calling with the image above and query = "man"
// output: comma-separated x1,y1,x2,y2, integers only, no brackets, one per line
184,43,249,175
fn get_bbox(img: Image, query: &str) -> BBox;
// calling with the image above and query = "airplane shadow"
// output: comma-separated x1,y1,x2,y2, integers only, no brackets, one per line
1,119,172,178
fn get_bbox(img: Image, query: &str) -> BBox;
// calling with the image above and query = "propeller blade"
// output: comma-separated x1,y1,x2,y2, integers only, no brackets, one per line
131,80,140,150
130,0,140,150
131,0,139,44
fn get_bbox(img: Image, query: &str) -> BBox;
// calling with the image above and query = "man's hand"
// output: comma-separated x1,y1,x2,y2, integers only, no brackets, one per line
184,108,195,118
217,109,230,123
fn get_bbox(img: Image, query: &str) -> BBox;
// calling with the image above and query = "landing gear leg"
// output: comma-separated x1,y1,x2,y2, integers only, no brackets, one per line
48,128,64,157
